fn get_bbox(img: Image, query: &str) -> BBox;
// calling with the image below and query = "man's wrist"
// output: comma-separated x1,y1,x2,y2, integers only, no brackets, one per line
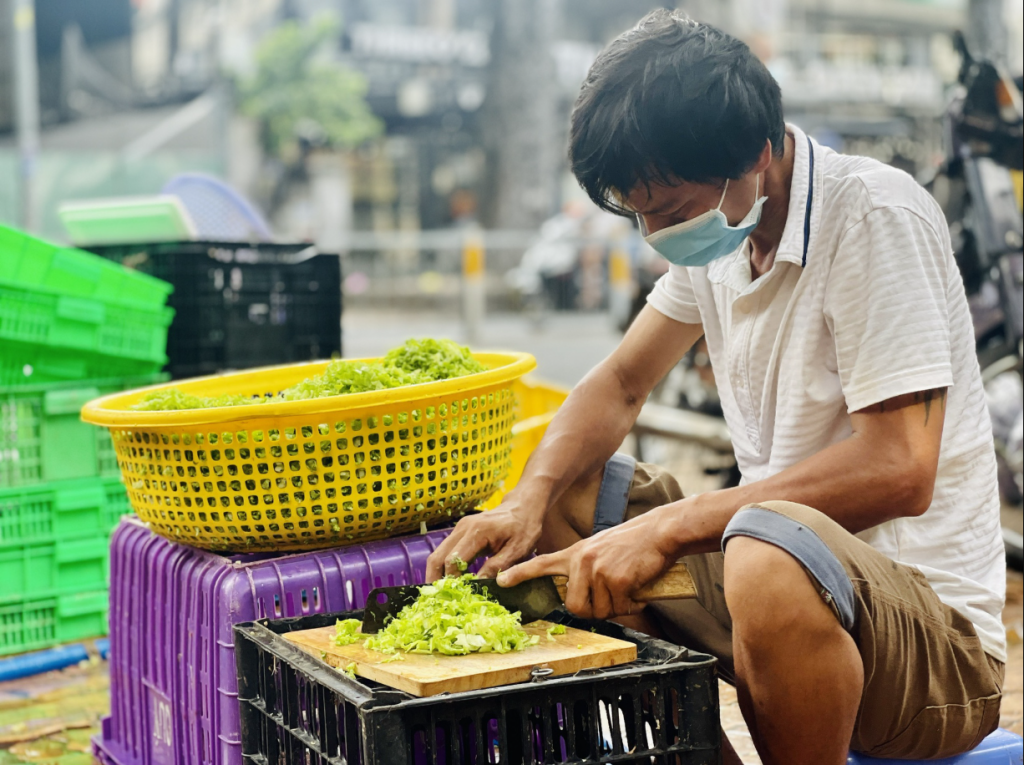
504,478,556,518
658,490,737,557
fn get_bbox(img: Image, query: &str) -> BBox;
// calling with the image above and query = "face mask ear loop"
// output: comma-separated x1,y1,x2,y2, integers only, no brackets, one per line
715,179,730,212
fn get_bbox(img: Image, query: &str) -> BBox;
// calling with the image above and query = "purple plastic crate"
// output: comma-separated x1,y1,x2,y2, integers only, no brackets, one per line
94,517,464,765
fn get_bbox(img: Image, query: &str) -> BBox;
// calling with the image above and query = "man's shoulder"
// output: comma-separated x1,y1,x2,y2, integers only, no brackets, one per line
818,151,944,234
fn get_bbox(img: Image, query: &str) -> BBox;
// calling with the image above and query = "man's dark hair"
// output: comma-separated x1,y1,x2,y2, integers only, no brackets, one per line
569,10,785,215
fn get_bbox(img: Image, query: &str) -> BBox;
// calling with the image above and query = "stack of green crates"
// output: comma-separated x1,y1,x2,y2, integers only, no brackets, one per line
0,223,172,655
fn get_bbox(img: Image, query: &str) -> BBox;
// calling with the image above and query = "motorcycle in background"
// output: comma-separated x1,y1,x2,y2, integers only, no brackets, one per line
929,32,1023,567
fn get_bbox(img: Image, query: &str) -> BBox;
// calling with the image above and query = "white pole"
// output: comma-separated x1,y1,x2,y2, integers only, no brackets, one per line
462,228,485,344
11,0,40,232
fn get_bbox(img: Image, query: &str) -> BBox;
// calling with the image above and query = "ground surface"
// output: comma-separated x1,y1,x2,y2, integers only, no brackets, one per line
1,310,1021,763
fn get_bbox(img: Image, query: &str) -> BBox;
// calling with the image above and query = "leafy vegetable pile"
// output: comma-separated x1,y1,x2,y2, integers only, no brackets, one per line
332,574,540,657
132,338,486,411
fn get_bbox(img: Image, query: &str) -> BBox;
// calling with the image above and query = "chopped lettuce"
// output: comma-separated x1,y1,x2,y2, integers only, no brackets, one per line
365,575,539,656
383,338,485,381
546,623,567,640
330,574,539,659
130,388,260,411
131,338,484,411
333,618,367,647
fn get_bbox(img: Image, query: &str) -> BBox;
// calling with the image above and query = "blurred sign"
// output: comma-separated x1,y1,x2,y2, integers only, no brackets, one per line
773,61,944,109
350,24,489,67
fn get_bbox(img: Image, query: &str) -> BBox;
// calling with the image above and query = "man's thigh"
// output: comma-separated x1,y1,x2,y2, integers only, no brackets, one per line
742,501,1003,758
573,456,1004,759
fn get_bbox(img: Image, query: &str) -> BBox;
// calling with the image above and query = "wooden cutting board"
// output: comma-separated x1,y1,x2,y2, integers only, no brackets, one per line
283,620,637,697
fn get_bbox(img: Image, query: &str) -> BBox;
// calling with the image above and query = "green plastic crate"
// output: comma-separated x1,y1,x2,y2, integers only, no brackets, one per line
0,339,165,388
0,476,130,547
0,223,173,310
0,589,108,656
1,374,165,488
0,536,108,600
0,285,174,364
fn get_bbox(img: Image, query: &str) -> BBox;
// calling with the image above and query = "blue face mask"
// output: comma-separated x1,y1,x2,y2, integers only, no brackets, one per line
640,177,767,267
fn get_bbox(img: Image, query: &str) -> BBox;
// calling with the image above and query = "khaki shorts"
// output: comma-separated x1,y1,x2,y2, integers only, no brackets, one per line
595,455,1005,759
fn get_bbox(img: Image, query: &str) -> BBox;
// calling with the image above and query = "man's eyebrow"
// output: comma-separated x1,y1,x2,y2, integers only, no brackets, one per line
636,198,685,217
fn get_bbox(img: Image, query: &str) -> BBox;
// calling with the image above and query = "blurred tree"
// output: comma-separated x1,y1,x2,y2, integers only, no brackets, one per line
239,15,382,159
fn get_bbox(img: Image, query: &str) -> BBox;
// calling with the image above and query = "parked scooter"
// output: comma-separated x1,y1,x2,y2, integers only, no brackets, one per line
929,32,1023,567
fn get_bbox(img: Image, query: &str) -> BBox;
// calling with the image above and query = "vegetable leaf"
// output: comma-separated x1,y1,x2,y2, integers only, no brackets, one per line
131,338,484,411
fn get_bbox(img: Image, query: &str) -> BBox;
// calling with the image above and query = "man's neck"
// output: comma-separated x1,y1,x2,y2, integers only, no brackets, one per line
749,131,795,279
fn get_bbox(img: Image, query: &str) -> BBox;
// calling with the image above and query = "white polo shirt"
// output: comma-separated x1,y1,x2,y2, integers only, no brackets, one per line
648,124,1007,661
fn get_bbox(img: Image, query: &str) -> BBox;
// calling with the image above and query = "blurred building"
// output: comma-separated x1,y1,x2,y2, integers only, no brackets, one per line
1,0,1022,239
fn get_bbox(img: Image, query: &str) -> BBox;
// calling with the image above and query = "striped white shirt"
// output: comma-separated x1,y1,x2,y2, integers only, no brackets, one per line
648,124,1006,661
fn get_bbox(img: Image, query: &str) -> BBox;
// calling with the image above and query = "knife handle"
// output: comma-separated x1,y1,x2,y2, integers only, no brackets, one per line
552,560,697,602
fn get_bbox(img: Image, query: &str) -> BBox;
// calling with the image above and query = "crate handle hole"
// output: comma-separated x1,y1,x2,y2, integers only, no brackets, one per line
375,592,389,605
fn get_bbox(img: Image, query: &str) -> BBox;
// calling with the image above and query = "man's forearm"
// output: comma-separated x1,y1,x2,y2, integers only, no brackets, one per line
662,397,943,555
512,364,642,512
508,307,704,520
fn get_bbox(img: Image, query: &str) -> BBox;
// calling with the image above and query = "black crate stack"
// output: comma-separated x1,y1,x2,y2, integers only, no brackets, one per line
233,611,721,765
86,241,342,379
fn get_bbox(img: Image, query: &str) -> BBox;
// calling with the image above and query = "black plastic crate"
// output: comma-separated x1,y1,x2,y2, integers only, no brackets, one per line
234,610,720,765
85,241,342,379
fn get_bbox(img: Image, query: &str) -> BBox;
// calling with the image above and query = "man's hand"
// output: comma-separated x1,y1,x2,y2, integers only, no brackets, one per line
496,505,679,620
425,496,543,581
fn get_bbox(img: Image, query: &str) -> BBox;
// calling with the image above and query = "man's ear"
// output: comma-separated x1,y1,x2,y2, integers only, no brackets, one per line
751,140,773,174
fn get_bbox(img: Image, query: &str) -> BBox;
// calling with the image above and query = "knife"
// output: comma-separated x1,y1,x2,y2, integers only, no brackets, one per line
360,560,696,633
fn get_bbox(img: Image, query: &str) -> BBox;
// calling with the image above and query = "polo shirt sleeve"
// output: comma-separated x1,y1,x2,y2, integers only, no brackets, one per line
646,264,703,325
823,205,954,413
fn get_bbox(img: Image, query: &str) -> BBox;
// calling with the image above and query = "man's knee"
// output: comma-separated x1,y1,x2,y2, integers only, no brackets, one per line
722,503,857,633
723,537,819,631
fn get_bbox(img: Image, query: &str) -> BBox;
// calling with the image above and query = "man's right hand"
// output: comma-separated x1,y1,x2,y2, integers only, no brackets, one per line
425,496,543,581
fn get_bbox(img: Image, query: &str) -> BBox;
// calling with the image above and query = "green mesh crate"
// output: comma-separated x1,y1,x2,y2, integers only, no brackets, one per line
1,374,165,488
0,223,173,310
0,340,165,389
0,286,173,365
0,590,108,656
0,536,108,600
0,476,130,547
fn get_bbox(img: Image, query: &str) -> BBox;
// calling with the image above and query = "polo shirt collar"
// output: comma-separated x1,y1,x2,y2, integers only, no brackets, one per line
706,123,820,286
701,125,821,290
776,123,820,269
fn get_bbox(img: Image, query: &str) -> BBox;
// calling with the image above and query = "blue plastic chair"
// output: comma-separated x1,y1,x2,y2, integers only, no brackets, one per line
161,172,273,242
848,729,1023,764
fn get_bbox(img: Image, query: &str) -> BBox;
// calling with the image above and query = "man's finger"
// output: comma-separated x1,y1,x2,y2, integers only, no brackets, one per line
562,549,593,618
476,546,526,579
426,526,468,581
496,550,568,587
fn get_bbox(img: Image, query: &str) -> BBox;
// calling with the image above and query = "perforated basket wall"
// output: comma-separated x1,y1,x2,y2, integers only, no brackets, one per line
81,353,535,552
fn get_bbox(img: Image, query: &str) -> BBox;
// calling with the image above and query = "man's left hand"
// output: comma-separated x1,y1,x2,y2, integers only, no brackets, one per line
496,505,680,620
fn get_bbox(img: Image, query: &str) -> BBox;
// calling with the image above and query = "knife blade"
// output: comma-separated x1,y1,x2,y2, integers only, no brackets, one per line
360,560,696,634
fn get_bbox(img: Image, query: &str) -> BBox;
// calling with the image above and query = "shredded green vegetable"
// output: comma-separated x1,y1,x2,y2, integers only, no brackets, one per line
331,575,539,658
366,575,539,656
450,555,469,573
343,662,357,679
131,338,485,411
333,618,367,647
546,623,567,641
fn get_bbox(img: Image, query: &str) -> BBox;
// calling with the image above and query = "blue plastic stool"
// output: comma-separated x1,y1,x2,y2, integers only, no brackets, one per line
848,729,1023,764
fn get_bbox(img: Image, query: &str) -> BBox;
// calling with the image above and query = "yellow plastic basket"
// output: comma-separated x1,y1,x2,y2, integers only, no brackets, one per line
80,352,535,552
481,377,570,510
